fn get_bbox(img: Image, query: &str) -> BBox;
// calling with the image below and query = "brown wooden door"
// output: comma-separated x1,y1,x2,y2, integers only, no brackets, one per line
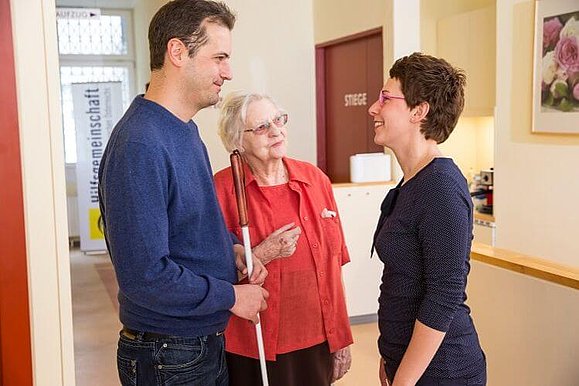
0,0,34,383
317,29,384,183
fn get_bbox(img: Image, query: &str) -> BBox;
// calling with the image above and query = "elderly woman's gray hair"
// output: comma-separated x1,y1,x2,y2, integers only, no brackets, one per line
218,91,282,152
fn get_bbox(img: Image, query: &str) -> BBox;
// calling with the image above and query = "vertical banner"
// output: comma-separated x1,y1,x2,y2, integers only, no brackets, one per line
72,82,123,252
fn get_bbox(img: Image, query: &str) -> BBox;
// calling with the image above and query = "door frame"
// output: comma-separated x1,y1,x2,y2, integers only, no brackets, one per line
315,27,383,173
0,0,33,383
7,0,77,384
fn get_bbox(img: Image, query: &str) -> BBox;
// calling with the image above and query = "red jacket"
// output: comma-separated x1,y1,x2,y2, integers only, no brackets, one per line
214,157,353,360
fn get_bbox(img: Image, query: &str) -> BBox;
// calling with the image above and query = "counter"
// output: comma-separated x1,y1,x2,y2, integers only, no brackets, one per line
474,212,495,222
332,180,396,188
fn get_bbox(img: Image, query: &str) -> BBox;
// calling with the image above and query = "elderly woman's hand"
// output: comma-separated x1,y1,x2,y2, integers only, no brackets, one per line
234,244,268,285
253,223,302,265
331,346,352,382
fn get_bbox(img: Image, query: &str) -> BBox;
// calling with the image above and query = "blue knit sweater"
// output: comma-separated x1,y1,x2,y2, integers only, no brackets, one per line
98,96,237,337
375,158,485,380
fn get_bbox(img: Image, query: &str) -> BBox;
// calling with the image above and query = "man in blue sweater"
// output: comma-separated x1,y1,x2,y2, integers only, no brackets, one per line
98,1,269,385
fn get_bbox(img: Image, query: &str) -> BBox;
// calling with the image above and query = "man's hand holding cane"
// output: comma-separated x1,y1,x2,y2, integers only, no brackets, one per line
230,284,269,324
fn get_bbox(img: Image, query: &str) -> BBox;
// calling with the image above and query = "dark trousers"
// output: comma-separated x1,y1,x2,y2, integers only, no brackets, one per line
226,342,332,386
117,330,228,386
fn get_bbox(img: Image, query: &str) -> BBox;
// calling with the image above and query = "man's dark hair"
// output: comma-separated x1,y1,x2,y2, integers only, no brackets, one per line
389,52,466,144
148,0,236,71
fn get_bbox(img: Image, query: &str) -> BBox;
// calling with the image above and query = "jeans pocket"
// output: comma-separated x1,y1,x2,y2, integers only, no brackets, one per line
117,355,137,386
155,338,208,385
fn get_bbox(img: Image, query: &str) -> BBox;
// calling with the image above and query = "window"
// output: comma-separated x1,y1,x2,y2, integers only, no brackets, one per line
57,9,135,163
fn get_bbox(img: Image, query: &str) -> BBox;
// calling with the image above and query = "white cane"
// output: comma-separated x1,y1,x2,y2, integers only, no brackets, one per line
230,150,269,386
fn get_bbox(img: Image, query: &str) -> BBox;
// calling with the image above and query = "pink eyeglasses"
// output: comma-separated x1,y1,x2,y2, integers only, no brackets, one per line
378,91,405,106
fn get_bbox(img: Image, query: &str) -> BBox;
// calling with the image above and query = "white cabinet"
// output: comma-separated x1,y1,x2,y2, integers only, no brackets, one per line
437,6,496,116
473,218,496,246
333,183,394,320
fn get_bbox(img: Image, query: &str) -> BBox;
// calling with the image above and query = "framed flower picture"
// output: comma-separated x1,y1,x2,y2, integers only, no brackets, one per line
532,0,579,133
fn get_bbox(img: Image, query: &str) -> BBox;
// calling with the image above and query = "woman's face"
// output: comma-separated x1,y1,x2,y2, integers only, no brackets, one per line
367,78,412,148
241,99,288,163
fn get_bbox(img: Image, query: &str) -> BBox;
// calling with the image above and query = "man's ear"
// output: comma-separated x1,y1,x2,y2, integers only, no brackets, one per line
166,38,187,67
410,101,429,123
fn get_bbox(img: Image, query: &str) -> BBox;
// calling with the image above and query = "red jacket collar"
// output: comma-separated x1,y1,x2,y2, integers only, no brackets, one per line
241,157,311,187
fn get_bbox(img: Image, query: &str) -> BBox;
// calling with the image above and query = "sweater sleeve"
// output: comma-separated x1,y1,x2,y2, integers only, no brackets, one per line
415,174,471,332
101,141,235,317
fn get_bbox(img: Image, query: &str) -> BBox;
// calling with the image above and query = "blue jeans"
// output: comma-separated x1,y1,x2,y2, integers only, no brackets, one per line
117,330,228,386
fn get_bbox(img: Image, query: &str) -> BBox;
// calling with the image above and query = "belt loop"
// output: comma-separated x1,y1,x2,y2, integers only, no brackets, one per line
135,331,145,341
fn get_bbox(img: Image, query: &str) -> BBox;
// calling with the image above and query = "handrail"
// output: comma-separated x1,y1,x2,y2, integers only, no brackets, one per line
470,242,579,290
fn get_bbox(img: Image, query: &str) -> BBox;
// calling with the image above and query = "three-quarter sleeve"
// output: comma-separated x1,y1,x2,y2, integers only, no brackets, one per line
415,174,472,332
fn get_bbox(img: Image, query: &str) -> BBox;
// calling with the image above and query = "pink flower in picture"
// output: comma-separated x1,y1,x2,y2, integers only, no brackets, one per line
554,35,579,75
573,82,579,101
543,17,563,52
539,10,579,110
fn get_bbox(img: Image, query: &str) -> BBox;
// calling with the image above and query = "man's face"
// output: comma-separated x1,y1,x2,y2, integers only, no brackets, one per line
184,22,232,111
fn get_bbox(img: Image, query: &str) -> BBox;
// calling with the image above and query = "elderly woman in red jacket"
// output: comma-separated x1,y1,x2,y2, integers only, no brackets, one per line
214,91,353,386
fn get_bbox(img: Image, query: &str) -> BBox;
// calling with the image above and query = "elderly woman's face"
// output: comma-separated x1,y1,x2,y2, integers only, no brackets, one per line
242,99,288,162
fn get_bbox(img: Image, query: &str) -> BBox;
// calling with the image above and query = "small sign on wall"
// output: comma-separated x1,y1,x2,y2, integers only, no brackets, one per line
56,8,101,20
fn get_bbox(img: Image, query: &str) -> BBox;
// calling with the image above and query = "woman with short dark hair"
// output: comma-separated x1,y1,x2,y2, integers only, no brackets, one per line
369,53,486,386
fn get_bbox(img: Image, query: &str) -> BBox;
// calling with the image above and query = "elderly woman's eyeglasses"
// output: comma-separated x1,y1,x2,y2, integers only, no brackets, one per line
244,113,289,135
378,91,405,106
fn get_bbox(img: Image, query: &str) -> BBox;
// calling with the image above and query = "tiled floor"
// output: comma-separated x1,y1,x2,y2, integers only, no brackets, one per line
71,249,121,386
70,248,381,385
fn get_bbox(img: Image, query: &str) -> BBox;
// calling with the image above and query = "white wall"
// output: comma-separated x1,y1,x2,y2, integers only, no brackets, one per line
198,0,317,172
130,0,317,173
133,0,165,94
495,0,579,267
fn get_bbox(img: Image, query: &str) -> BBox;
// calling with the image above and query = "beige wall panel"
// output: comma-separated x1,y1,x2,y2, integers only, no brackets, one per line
420,0,495,54
495,0,579,266
313,0,386,44
468,261,579,385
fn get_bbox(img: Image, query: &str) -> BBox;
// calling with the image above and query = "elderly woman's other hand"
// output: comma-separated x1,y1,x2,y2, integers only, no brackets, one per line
331,346,352,382
234,244,268,285
252,223,301,264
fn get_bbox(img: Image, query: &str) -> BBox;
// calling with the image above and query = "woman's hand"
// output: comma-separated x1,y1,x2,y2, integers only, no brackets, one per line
379,358,391,386
253,223,301,264
331,346,352,382
234,244,268,285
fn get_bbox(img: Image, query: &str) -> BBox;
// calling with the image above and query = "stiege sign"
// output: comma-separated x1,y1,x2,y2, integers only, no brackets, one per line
72,82,122,252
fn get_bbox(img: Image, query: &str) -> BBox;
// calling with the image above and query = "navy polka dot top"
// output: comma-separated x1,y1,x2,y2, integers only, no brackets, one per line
374,158,485,379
